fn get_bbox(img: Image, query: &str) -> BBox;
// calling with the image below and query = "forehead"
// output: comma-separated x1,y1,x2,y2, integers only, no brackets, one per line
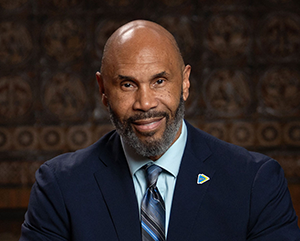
113,51,177,82
113,38,178,76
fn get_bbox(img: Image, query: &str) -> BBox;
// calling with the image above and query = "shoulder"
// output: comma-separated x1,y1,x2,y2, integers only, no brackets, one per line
39,129,119,177
185,121,274,173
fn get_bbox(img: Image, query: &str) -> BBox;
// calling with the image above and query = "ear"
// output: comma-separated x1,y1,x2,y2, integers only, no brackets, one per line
182,65,191,101
96,71,108,107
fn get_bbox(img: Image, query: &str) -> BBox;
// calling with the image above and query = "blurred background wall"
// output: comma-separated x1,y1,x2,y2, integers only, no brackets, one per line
0,0,300,239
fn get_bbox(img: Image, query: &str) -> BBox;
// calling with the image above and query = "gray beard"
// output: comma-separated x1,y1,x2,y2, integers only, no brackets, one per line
107,95,185,158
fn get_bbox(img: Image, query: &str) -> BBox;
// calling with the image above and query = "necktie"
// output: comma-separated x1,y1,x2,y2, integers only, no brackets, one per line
141,164,165,241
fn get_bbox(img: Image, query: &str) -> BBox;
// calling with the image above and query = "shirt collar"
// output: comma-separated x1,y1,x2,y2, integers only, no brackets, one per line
122,120,188,178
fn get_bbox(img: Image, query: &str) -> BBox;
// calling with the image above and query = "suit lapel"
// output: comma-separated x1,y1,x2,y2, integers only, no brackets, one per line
93,133,141,241
167,123,215,241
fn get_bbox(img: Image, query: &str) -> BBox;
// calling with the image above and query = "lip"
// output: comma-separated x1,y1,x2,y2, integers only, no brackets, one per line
132,117,165,133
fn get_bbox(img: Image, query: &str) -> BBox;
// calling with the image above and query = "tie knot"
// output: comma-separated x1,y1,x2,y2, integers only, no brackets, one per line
145,164,162,188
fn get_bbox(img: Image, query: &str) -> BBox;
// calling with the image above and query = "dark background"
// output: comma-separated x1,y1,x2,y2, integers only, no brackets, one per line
0,0,300,239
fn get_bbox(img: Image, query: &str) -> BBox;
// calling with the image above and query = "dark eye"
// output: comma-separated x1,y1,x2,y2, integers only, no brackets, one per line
156,79,164,84
123,83,132,88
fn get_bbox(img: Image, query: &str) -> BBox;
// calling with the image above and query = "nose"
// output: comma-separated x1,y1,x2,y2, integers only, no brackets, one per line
133,86,158,112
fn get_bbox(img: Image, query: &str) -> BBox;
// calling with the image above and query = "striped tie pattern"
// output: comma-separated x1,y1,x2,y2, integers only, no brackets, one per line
141,164,165,241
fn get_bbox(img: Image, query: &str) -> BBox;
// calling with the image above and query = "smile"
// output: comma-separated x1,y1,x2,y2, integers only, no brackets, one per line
132,117,165,133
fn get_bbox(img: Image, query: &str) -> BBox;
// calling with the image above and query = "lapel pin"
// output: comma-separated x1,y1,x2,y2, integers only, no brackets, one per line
197,173,210,185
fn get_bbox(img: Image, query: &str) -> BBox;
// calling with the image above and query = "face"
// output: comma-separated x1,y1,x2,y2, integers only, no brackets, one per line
97,31,191,160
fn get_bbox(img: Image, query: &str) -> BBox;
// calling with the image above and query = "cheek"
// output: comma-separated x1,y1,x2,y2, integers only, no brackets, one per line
159,91,181,113
108,95,134,118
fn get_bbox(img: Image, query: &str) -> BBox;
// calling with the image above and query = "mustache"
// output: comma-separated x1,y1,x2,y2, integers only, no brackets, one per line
127,111,169,123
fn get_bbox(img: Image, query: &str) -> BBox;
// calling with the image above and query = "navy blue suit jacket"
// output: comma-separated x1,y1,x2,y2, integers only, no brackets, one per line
20,122,300,240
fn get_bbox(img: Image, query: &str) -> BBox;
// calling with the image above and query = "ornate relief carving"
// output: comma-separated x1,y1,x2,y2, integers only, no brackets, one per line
284,122,300,146
204,69,251,117
257,122,282,146
43,72,87,120
0,76,33,121
67,126,92,150
258,67,300,116
229,122,255,146
203,122,228,141
205,14,250,58
42,18,86,63
258,13,300,59
0,21,33,65
40,126,65,150
13,127,38,150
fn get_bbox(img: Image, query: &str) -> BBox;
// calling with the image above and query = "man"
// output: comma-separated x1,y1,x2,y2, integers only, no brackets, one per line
20,20,300,240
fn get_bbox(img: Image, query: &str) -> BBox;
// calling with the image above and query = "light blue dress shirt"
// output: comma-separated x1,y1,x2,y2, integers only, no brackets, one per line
121,121,187,236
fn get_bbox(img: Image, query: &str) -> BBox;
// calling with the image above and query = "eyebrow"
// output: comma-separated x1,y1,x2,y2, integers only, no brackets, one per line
118,74,133,81
152,71,169,79
118,71,169,81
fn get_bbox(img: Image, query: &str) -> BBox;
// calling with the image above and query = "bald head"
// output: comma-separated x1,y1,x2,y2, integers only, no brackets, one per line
100,20,184,77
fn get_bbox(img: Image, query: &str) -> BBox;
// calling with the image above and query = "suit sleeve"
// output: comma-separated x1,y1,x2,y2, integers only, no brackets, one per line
247,158,300,240
20,163,70,241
